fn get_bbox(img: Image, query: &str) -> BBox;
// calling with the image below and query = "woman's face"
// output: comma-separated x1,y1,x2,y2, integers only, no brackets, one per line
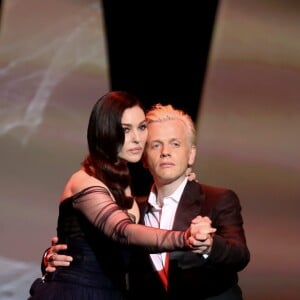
118,105,148,163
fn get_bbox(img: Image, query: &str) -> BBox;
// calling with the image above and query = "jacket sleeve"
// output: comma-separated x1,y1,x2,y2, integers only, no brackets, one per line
174,186,250,272
206,188,250,271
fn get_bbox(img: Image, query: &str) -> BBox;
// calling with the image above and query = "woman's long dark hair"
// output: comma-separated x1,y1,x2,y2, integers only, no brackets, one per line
81,91,143,209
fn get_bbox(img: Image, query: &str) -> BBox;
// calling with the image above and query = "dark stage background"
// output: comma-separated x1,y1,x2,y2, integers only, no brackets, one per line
0,1,299,299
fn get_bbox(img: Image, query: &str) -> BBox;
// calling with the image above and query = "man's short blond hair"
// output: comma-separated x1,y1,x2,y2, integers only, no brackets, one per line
146,104,196,145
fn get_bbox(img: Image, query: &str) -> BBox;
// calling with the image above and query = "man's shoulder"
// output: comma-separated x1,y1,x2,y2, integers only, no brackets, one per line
186,180,237,198
184,181,240,214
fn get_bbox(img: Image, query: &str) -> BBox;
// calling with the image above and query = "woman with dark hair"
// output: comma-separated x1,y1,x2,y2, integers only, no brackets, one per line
28,91,202,300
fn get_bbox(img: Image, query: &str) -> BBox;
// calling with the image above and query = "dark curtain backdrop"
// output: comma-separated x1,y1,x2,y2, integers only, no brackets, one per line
101,1,219,195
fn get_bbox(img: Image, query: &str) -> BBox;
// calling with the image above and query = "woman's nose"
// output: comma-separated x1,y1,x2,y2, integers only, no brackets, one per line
131,130,140,143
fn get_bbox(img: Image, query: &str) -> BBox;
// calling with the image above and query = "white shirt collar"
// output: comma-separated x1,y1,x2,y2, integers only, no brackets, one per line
148,177,188,209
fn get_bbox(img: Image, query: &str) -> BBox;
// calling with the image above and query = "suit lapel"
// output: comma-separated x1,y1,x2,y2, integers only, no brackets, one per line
172,181,205,230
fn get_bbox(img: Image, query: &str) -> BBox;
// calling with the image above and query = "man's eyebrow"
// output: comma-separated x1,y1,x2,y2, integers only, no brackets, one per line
149,139,161,143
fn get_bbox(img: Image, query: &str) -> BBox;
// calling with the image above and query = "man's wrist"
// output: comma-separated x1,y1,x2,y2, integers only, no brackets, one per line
43,248,51,267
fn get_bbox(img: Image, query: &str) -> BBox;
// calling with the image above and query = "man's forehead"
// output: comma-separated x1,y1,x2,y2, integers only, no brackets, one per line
147,119,186,139
148,118,185,129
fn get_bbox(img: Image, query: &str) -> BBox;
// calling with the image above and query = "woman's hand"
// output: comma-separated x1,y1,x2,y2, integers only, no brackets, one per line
188,216,216,254
185,167,198,182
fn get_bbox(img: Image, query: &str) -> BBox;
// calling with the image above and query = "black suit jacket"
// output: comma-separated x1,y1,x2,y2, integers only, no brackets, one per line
129,181,250,300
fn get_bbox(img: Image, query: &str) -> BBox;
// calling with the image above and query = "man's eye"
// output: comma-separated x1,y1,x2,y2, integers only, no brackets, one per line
152,143,160,149
172,142,180,147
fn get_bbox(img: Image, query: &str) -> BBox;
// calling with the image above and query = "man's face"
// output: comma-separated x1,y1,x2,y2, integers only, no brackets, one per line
144,119,196,186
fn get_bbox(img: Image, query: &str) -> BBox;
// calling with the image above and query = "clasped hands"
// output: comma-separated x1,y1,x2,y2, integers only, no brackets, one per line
187,216,216,255
45,216,215,272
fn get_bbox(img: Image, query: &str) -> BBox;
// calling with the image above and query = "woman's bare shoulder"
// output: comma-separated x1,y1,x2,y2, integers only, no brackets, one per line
61,169,107,200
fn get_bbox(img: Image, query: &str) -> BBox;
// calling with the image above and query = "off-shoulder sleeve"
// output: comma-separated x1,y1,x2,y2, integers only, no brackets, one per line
73,186,187,252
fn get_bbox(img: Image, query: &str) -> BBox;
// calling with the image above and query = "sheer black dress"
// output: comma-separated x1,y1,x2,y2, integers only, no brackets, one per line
28,186,187,299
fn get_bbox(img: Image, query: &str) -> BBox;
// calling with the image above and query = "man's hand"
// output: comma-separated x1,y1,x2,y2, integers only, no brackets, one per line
45,236,73,273
188,216,216,255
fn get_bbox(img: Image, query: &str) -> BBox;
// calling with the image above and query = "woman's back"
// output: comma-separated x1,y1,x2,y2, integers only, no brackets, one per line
30,186,131,300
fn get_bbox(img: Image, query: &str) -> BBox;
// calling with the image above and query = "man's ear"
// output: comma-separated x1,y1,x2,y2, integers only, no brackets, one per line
188,145,196,166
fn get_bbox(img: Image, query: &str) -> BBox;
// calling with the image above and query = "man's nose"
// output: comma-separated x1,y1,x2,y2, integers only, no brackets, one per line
160,147,171,158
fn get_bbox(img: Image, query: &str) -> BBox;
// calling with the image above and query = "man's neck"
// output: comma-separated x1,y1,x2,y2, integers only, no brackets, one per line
155,176,187,199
